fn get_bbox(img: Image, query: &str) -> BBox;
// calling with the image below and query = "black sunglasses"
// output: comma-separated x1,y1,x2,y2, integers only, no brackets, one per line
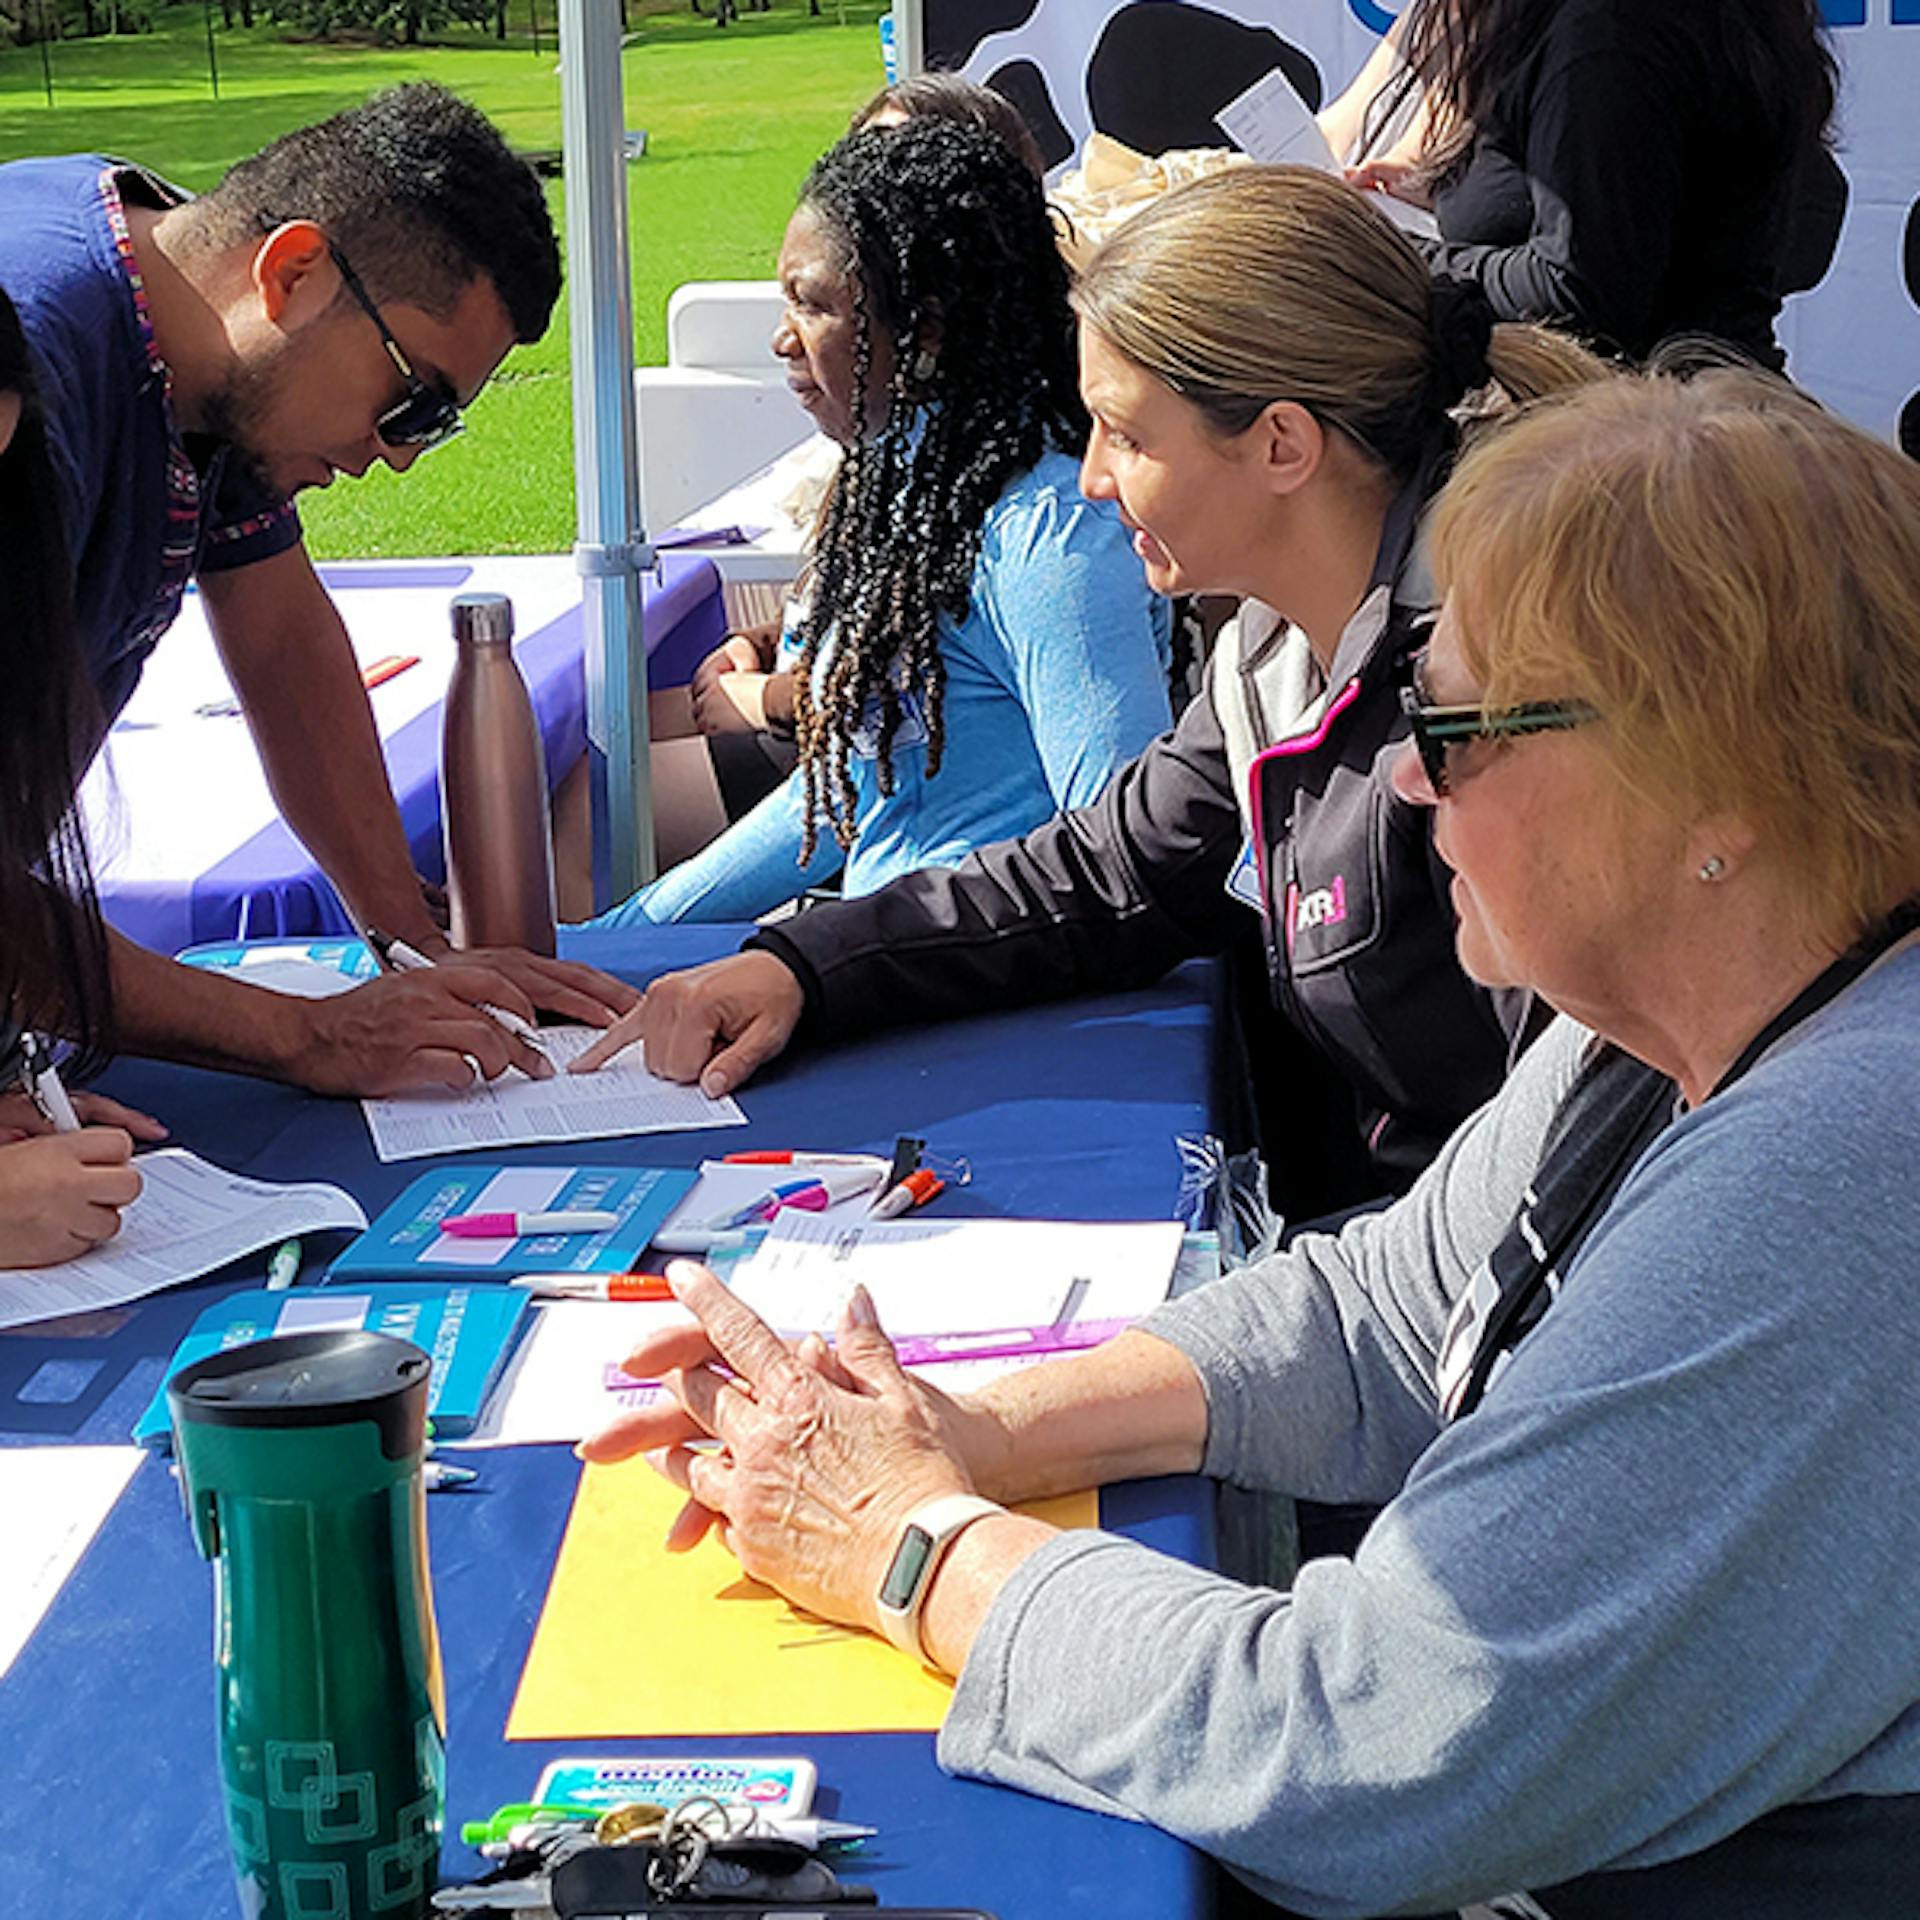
327,242,466,452
1398,650,1597,797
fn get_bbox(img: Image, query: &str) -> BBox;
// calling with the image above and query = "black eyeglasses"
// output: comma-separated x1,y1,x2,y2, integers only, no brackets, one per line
1398,650,1597,797
327,242,466,452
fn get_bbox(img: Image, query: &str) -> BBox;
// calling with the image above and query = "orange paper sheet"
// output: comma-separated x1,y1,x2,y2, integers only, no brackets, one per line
508,1461,1097,1738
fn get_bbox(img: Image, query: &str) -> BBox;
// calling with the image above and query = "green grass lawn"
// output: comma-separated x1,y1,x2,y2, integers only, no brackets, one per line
0,0,887,555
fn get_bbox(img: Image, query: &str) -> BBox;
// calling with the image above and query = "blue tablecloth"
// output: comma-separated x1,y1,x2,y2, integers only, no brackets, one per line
0,928,1219,1919
97,558,728,955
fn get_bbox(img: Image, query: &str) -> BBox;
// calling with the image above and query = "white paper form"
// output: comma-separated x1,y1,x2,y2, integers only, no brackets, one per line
0,1446,146,1680
1215,65,1343,170
458,1229,1210,1449
0,1149,368,1331
1214,65,1441,239
359,1025,746,1163
460,1298,691,1447
730,1215,1186,1340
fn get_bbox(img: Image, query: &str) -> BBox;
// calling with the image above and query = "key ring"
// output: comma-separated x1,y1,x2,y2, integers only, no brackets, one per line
646,1797,728,1897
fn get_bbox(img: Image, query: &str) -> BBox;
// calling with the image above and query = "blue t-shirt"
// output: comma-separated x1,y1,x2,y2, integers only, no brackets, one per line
0,156,301,738
591,448,1173,925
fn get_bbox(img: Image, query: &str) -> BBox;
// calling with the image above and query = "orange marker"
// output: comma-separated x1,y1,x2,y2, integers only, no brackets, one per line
509,1273,673,1302
866,1168,946,1221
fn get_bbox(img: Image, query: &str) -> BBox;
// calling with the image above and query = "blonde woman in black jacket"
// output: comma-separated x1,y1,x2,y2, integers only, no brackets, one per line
575,167,1603,1222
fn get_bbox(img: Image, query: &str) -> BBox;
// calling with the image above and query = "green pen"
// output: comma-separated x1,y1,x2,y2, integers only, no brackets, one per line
459,1803,595,1847
263,1238,302,1291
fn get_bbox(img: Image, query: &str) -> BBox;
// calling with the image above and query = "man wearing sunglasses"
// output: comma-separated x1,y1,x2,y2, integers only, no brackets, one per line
0,84,638,1097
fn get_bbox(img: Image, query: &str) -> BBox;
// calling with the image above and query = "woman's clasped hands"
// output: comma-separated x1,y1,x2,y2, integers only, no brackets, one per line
578,1262,1001,1638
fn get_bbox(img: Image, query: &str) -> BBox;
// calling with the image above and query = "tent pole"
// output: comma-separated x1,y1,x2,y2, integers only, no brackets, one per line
559,0,654,909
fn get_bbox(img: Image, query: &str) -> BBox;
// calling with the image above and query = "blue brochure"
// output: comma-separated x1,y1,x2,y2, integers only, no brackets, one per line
326,1163,699,1282
133,1283,532,1449
175,936,380,981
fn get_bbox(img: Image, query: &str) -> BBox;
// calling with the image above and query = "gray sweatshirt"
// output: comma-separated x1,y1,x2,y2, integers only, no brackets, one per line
941,946,1920,1916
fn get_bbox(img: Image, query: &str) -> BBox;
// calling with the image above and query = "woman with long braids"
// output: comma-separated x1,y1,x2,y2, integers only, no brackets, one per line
0,287,159,1265
575,169,1600,1234
1321,0,1840,367
588,119,1171,926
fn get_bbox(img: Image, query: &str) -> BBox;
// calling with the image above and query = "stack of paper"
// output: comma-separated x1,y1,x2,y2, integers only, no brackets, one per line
728,1212,1187,1338
460,1216,1195,1449
359,1025,746,1162
0,1150,366,1331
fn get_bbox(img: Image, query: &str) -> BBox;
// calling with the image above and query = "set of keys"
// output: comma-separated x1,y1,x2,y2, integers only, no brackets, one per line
432,1796,877,1916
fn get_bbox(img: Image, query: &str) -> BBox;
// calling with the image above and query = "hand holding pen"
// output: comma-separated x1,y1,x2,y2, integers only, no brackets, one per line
365,927,554,1067
0,1129,145,1266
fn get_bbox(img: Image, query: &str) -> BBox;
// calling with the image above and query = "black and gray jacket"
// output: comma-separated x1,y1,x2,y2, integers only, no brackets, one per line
750,487,1529,1209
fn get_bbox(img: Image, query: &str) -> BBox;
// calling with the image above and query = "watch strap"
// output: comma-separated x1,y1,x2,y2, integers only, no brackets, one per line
875,1494,1003,1665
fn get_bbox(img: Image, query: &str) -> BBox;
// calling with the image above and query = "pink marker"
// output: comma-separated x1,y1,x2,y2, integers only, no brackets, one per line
760,1166,886,1219
439,1209,621,1239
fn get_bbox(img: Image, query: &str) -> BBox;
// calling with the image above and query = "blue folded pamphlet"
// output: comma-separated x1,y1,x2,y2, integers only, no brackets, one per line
327,1162,699,1282
133,1282,532,1449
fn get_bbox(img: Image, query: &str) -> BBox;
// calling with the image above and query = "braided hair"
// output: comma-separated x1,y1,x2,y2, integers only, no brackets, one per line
790,119,1085,862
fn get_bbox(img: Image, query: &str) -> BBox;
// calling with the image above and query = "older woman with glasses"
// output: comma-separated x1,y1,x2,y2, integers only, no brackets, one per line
583,369,1920,1918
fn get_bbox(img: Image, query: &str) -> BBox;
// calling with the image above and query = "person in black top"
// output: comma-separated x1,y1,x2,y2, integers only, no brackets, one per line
0,287,159,1265
1332,0,1840,367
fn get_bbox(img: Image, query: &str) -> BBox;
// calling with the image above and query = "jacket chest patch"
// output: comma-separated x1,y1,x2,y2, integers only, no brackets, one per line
1290,874,1348,938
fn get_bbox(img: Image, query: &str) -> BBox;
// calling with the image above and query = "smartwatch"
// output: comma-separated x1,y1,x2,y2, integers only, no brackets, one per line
875,1494,1003,1666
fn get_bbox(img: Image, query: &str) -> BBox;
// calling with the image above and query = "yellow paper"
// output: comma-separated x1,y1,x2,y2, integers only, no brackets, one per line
508,1462,1097,1738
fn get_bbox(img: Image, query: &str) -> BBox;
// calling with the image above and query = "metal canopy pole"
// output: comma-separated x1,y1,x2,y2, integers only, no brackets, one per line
559,0,654,907
892,0,924,77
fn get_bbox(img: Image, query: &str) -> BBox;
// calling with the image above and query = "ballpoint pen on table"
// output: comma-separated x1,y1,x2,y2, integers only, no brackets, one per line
264,1238,303,1290
422,1461,479,1492
363,925,551,1057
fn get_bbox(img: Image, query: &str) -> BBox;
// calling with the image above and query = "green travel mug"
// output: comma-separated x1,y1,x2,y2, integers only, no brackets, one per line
170,1330,446,1919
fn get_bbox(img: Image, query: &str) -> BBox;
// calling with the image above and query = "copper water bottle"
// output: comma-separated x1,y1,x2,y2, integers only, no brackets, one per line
442,592,558,956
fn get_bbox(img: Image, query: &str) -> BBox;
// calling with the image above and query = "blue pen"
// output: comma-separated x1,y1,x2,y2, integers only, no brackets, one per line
711,1178,816,1232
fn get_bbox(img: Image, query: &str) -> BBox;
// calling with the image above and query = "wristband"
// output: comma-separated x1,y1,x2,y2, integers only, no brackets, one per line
874,1494,1002,1667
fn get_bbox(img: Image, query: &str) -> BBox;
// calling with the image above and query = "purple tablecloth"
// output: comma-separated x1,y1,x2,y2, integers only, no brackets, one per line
101,557,726,953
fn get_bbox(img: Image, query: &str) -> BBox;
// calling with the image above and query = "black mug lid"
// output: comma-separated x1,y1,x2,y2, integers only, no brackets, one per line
168,1330,430,1458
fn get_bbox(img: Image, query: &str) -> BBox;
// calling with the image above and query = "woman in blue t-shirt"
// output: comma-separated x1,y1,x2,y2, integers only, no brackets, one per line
588,119,1170,926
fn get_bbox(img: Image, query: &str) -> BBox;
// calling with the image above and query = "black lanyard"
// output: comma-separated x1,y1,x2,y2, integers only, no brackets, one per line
1706,894,1920,1098
1445,897,1920,1422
